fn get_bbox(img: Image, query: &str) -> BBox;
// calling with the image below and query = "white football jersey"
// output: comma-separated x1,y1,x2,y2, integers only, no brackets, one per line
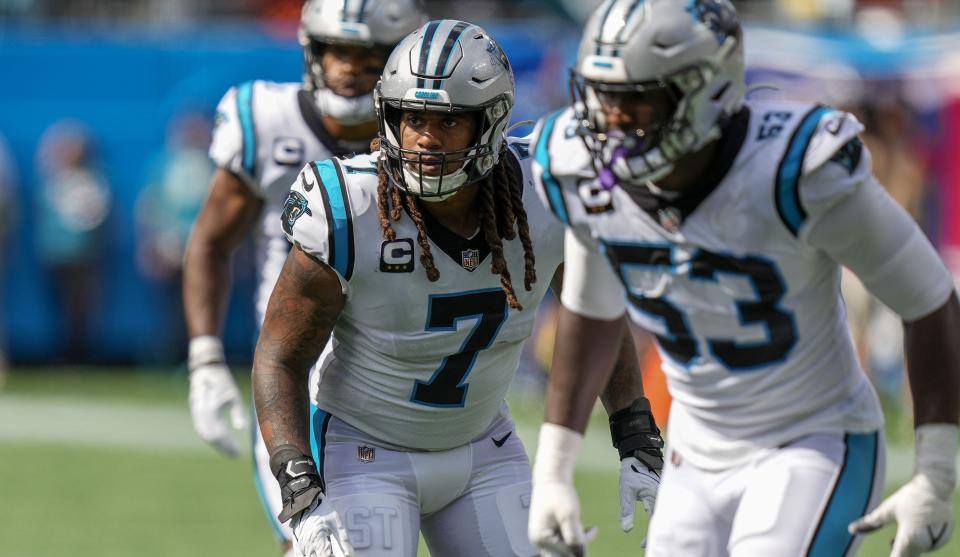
209,80,370,323
533,100,892,470
284,140,565,450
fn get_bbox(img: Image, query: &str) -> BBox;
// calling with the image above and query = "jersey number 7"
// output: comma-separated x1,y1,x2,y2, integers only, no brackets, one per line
410,289,509,407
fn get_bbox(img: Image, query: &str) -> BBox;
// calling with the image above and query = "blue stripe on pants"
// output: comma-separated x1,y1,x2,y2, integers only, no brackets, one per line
807,431,880,557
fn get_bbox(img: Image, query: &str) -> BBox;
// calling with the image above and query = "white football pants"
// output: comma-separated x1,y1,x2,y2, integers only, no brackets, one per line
307,404,538,557
647,430,885,557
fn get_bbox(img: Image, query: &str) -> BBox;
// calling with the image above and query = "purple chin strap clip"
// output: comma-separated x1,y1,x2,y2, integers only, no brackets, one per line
599,145,628,191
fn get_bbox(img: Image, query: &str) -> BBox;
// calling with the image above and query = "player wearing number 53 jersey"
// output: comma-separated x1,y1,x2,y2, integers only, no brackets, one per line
252,20,655,557
528,1,960,557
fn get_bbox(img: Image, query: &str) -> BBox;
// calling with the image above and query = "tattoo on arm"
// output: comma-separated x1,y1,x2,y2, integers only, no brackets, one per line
253,245,345,455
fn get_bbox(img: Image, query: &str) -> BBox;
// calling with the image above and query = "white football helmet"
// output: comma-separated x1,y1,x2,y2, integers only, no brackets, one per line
299,0,427,123
375,20,515,200
300,0,427,90
572,0,745,187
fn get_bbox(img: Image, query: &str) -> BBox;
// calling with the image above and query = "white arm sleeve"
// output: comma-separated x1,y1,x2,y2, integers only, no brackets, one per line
805,169,955,321
560,228,627,321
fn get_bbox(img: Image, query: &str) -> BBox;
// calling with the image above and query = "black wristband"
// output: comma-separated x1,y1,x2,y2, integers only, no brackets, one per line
609,397,664,472
269,445,325,523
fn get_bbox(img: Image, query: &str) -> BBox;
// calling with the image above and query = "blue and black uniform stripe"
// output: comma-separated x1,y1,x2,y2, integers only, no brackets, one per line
309,405,332,483
774,105,835,237
416,21,442,89
534,110,570,225
805,432,880,557
236,81,257,177
309,159,356,280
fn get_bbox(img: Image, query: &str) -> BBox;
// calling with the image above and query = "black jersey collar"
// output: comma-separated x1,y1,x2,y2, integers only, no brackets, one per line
405,150,523,272
626,107,750,231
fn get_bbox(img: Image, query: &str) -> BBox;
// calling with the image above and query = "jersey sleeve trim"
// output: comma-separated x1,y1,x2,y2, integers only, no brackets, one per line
534,110,571,226
236,81,257,178
774,105,835,237
309,159,356,281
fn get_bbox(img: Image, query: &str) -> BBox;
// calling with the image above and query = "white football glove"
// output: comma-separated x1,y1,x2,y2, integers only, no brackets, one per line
849,424,957,557
619,456,661,532
529,423,593,557
292,500,355,557
187,336,247,457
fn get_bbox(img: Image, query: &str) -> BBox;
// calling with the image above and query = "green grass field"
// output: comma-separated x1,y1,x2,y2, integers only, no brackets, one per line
0,368,958,557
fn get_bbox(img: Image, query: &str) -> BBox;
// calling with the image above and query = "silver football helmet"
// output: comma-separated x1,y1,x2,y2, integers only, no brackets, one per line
299,0,427,123
572,0,745,186
375,20,515,200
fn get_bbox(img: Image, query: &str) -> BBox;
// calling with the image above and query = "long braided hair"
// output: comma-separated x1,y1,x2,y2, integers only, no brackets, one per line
373,139,537,310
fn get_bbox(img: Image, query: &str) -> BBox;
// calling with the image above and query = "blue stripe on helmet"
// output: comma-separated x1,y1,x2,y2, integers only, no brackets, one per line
433,21,471,89
416,21,442,89
595,0,619,55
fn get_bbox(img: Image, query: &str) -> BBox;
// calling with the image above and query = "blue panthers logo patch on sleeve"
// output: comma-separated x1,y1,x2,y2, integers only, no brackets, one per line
828,137,863,176
687,0,741,44
281,191,312,236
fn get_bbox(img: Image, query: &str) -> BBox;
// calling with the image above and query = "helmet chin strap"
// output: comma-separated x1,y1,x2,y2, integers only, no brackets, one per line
402,165,469,202
314,88,377,126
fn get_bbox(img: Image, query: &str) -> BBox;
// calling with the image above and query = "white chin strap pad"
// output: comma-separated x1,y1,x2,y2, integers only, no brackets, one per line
315,88,377,125
402,165,468,202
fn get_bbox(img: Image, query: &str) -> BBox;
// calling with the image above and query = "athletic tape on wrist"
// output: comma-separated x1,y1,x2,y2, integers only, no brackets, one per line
188,335,226,371
533,423,583,484
915,423,959,497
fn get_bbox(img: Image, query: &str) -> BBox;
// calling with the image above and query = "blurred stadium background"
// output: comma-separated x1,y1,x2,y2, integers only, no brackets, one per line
2,0,960,555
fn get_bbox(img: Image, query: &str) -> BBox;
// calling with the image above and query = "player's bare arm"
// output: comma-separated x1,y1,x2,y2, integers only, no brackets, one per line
183,168,264,457
544,263,638,431
253,244,344,454
530,262,662,553
183,168,263,337
904,292,960,427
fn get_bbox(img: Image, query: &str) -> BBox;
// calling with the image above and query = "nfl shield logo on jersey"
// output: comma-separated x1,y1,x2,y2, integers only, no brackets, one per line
357,446,375,463
462,249,480,271
657,207,682,234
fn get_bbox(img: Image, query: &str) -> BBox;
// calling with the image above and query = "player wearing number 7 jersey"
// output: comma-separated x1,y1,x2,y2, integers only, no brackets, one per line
252,20,658,557
528,1,960,556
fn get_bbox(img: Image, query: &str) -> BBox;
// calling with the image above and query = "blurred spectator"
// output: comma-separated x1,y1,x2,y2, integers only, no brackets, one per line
34,121,112,364
0,132,17,383
135,110,215,362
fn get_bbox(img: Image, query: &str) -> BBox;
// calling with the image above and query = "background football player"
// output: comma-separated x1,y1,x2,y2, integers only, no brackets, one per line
182,1,426,553
252,19,659,557
527,1,959,556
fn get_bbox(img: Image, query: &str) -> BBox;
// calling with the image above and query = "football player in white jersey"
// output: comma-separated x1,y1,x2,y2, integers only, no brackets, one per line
251,20,659,557
182,0,426,553
527,1,960,556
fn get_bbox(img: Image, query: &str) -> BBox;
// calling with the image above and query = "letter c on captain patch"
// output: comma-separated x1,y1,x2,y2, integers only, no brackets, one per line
379,239,415,273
